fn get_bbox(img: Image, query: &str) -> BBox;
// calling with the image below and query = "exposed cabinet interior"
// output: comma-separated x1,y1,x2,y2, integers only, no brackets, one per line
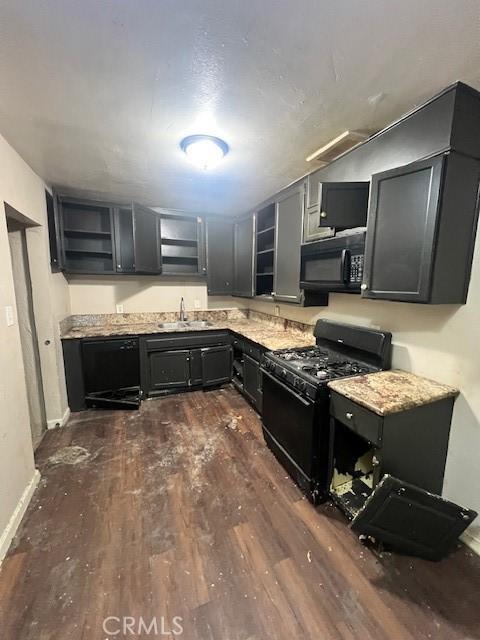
160,212,204,275
61,198,115,274
255,203,276,297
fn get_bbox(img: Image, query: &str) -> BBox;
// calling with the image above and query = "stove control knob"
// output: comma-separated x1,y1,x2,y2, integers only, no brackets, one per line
298,381,306,392
281,368,287,378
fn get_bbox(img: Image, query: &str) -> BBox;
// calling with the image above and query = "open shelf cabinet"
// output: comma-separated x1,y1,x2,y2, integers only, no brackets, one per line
255,203,276,296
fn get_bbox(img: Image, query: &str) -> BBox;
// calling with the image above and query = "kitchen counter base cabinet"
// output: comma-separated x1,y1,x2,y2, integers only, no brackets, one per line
328,391,476,559
243,354,262,412
363,151,480,304
141,332,232,397
147,350,191,392
201,345,232,387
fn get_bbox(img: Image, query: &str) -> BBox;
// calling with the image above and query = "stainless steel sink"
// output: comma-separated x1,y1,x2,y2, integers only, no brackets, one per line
158,320,214,330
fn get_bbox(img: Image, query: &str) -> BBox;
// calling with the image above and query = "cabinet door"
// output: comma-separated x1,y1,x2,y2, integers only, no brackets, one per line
274,185,303,304
233,216,255,297
318,182,369,228
132,203,161,274
114,207,135,272
243,354,262,410
206,220,234,294
46,190,64,272
362,155,444,302
147,350,190,391
201,345,232,386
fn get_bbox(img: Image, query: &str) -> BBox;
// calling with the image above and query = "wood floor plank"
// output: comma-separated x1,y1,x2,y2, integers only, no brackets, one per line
1,385,479,639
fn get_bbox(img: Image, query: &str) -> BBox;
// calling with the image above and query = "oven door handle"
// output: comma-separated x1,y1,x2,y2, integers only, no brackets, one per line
261,369,313,408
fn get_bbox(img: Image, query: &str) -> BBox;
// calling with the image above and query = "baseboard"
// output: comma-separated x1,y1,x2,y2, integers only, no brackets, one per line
47,406,70,430
0,469,41,565
461,529,480,556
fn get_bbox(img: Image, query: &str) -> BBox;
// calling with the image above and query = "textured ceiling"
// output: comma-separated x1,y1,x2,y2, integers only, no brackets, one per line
1,0,480,215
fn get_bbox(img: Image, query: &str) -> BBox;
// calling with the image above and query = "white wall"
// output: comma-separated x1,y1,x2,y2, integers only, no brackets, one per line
0,133,70,557
242,236,480,550
68,276,233,315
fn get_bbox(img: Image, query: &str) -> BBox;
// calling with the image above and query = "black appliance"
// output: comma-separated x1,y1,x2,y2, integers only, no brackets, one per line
82,338,141,409
300,230,365,293
261,320,392,502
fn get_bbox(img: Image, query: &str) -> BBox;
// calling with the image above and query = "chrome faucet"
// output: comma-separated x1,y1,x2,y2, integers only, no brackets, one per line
179,297,187,321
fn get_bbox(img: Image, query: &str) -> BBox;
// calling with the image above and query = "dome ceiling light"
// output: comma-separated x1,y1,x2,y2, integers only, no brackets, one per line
180,134,229,170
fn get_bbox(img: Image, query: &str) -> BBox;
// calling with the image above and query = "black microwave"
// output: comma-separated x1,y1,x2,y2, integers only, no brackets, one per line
300,231,366,292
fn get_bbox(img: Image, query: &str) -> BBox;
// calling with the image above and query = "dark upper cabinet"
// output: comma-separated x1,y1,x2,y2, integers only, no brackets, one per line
206,219,234,295
114,204,161,274
233,216,255,297
113,207,135,272
274,184,304,304
303,181,369,243
201,345,232,386
160,212,206,276
363,152,480,304
46,190,64,272
131,203,162,274
59,196,116,274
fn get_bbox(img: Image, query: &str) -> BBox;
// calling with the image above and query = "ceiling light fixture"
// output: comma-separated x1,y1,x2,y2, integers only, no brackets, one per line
180,134,229,170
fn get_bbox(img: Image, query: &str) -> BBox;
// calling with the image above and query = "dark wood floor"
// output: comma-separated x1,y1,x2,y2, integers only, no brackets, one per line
1,386,479,639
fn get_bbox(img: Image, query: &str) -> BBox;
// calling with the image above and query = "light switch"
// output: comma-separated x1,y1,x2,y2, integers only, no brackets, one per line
5,306,14,326
116,304,124,314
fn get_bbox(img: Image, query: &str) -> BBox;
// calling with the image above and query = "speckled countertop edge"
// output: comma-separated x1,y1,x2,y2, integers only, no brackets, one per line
60,309,316,352
328,369,459,416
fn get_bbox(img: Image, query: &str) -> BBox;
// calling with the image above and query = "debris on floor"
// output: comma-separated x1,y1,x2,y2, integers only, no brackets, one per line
47,446,90,466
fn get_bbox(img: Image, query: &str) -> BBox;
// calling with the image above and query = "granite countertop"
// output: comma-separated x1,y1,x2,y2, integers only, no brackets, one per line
328,369,459,416
60,309,316,352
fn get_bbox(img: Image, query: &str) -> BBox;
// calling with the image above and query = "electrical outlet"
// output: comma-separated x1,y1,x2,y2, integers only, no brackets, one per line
274,305,280,317
116,304,124,314
194,299,201,309
5,305,14,326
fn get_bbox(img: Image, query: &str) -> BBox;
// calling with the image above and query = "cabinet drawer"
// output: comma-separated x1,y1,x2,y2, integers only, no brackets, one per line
330,391,383,446
144,332,229,351
244,343,261,361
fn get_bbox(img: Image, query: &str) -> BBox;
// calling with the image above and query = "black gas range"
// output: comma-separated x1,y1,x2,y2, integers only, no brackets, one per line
261,320,392,503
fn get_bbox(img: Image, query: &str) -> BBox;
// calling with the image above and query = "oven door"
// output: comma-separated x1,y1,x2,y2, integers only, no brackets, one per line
300,247,350,290
261,369,316,479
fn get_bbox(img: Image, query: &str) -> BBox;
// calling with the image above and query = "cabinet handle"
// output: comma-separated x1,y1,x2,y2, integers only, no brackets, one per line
320,211,327,218
345,412,353,420
372,455,380,467
360,283,367,291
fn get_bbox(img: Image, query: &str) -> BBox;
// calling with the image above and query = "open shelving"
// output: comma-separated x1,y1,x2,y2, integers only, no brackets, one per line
255,203,276,296
160,213,202,275
61,201,115,273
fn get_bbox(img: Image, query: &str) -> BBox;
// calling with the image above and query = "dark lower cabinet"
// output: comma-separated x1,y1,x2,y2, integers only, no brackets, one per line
147,350,190,391
363,152,480,304
201,345,232,386
243,354,262,411
141,333,233,396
